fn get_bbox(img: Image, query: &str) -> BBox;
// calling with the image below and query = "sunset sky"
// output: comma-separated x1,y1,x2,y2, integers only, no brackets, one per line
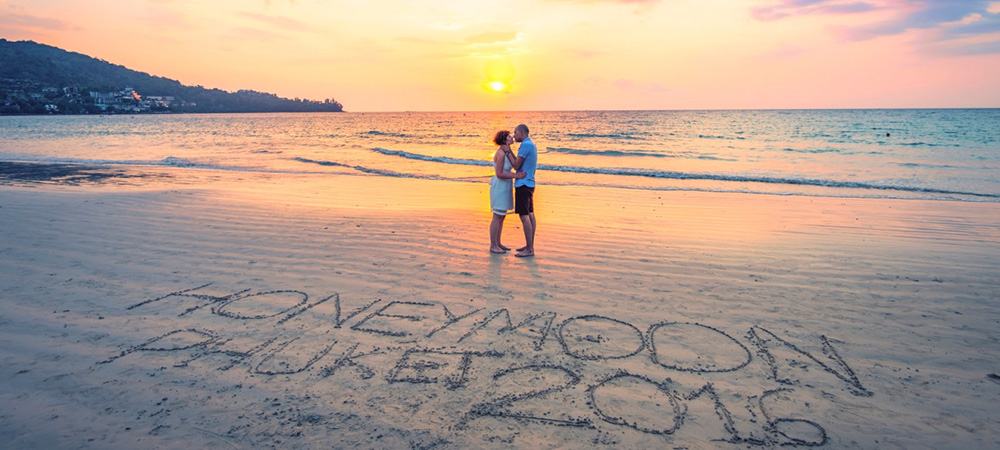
2,0,999,111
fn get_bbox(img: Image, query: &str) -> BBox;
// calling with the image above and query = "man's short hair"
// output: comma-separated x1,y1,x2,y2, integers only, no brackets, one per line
515,124,529,135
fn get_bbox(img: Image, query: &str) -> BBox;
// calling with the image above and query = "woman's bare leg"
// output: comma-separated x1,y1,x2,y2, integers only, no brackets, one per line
497,215,510,250
489,213,507,253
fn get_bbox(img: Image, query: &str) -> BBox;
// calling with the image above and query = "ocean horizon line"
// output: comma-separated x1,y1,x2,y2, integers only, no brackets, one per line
342,107,1000,114
5,107,998,116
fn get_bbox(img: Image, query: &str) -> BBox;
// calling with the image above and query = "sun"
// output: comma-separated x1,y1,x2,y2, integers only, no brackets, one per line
482,57,515,94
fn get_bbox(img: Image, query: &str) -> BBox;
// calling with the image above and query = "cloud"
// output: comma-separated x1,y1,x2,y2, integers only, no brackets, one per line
758,44,808,60
141,7,196,31
843,2,1000,45
228,26,289,41
614,78,671,93
239,12,314,32
752,0,877,21
938,13,1000,40
614,79,634,90
465,31,520,45
939,38,1000,54
395,36,440,45
943,12,983,26
432,23,465,31
0,12,71,31
569,48,603,58
549,0,661,3
753,0,1000,54
549,0,663,14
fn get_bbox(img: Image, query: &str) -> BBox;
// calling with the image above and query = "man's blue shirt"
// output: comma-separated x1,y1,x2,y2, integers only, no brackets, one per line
515,137,537,188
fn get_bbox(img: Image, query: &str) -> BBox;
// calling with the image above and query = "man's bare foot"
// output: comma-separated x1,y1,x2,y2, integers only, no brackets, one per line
515,250,534,257
498,244,511,251
490,247,507,254
516,245,529,252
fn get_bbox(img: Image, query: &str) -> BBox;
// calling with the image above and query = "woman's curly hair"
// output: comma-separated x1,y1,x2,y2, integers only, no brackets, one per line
493,130,511,146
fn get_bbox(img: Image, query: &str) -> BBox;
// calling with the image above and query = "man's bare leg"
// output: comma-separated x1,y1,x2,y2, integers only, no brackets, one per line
516,212,534,257
516,213,535,253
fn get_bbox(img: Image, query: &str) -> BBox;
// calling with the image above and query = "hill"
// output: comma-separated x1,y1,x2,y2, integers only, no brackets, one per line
0,39,344,114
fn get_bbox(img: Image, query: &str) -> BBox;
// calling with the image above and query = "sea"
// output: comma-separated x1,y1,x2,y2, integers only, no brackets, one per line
1,109,998,202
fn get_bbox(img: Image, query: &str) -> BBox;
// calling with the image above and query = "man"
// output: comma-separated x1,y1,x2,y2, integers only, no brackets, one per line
510,124,537,257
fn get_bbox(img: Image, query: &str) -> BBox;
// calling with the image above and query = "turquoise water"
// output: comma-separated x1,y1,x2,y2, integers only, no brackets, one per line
1,109,998,201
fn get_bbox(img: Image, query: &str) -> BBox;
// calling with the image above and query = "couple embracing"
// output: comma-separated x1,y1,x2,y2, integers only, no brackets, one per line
489,124,537,257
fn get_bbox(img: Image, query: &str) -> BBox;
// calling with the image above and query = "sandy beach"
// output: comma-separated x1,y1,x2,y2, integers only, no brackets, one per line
1,163,999,449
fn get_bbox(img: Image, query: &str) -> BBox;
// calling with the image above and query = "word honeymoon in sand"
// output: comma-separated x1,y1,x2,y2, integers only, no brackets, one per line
101,284,873,446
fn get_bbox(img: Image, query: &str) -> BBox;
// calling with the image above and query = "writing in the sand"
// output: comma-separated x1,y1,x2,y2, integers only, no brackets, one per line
102,284,873,446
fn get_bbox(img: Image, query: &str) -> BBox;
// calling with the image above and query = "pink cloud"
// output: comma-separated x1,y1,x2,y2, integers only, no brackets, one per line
0,12,70,31
548,0,660,4
465,31,519,45
614,78,671,93
614,79,634,90
752,0,877,21
753,0,1000,54
569,48,603,58
227,26,289,41
141,8,196,31
239,12,314,32
759,44,808,60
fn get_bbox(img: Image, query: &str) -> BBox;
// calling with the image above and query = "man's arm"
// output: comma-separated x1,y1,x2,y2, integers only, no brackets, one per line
510,143,531,170
503,149,521,170
511,155,525,171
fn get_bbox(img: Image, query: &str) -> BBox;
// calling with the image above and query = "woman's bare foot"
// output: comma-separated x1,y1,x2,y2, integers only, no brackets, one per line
490,247,507,254
516,245,529,252
515,249,534,257
498,243,511,251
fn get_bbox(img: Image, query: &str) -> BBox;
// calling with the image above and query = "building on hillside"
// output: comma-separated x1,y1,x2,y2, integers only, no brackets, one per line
145,95,175,108
89,87,151,112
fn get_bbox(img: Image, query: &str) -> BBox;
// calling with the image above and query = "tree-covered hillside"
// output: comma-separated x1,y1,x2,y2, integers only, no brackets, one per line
0,39,344,114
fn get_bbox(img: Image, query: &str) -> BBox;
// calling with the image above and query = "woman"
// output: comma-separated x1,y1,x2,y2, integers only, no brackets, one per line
489,130,524,253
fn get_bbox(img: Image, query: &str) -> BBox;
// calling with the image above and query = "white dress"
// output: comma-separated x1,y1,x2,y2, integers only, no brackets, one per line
489,152,514,216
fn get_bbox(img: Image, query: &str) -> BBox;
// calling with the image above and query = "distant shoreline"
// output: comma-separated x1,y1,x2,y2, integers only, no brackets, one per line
0,110,346,117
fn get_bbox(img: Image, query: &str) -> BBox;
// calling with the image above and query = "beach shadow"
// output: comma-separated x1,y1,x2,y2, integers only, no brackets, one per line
487,252,506,291
487,250,544,301
522,257,544,300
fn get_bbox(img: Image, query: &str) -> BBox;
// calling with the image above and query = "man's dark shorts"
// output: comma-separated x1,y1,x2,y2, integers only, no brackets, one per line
515,186,534,215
